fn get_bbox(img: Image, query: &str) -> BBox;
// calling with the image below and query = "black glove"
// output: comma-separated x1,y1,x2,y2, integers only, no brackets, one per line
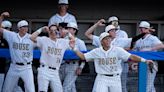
130,33,146,49
149,62,154,73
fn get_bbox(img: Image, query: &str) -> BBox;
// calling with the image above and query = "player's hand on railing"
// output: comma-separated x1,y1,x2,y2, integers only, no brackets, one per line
145,60,153,64
146,60,158,73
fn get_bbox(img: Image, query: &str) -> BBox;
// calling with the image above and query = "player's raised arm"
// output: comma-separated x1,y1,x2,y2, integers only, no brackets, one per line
30,26,49,42
0,12,10,35
85,19,106,40
0,12,10,25
69,41,86,60
74,48,85,60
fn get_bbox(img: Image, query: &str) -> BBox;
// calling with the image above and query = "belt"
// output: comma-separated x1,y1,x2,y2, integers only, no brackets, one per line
40,65,56,70
103,73,119,77
66,61,76,64
15,62,31,66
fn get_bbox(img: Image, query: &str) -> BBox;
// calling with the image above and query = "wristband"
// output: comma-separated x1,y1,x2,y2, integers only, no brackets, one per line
141,58,146,62
79,62,85,69
73,47,78,52
36,28,42,34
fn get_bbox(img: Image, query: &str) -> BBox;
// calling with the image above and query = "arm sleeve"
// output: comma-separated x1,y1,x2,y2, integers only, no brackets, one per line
70,15,77,24
117,47,131,61
3,29,14,42
152,36,162,45
92,35,101,47
64,39,70,49
48,15,58,27
84,49,95,61
36,37,44,48
78,40,87,51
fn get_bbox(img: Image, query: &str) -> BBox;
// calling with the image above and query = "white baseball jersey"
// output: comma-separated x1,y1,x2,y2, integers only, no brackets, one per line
36,36,70,70
48,13,77,26
134,34,161,92
84,46,131,75
2,29,35,92
92,35,132,48
116,29,128,38
134,34,162,51
75,37,87,52
3,29,35,63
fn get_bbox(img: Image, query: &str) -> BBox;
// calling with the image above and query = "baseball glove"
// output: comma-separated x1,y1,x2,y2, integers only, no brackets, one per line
148,62,158,73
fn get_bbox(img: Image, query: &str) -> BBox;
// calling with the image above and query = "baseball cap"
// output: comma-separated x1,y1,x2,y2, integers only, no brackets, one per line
139,21,155,32
105,25,116,32
58,0,68,4
108,16,118,23
17,20,28,28
67,22,78,30
139,21,150,28
1,20,12,28
99,32,110,41
139,21,151,29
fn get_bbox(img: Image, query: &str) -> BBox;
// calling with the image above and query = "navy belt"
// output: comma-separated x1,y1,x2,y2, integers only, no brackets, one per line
40,65,56,70
65,61,76,64
15,62,31,66
103,73,119,77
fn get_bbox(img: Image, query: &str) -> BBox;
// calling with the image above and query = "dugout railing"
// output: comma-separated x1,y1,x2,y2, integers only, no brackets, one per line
1,49,164,92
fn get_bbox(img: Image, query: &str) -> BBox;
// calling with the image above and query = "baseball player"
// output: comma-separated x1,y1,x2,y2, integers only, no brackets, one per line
85,19,146,92
133,21,164,92
0,20,35,92
1,20,24,92
48,0,77,40
0,12,10,92
30,24,75,92
85,19,131,48
107,16,128,38
48,0,77,27
59,22,87,92
108,16,129,92
71,32,154,92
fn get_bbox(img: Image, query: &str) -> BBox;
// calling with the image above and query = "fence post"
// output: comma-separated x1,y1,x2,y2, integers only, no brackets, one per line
138,62,147,92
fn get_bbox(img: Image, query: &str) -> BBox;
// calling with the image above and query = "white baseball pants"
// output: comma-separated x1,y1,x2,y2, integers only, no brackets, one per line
2,63,35,92
37,67,63,92
92,74,122,92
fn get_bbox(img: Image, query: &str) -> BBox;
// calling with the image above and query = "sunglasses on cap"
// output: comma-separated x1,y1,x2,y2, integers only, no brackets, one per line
59,22,68,28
